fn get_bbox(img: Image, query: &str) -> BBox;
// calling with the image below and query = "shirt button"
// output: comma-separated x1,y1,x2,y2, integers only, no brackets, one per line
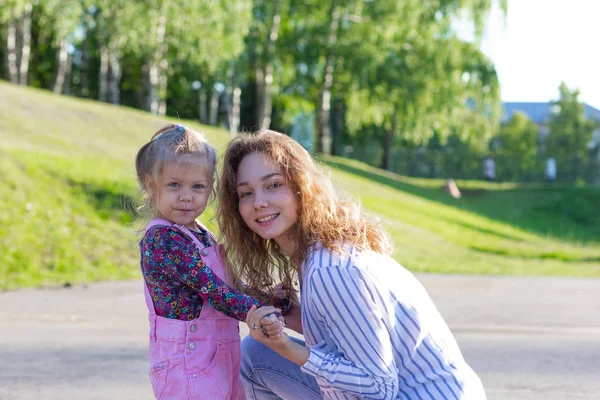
190,325,197,333
189,342,196,350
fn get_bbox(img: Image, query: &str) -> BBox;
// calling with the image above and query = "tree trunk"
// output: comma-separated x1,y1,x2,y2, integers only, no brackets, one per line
256,1,282,130
158,57,168,116
255,60,265,128
149,14,168,115
198,87,208,124
261,62,275,130
225,84,232,131
230,87,241,136
5,18,19,84
148,61,159,113
63,53,72,95
381,114,396,171
316,5,340,155
79,13,92,97
209,88,220,126
98,45,109,101
332,101,344,156
139,63,149,109
109,50,121,105
53,39,70,94
18,3,32,86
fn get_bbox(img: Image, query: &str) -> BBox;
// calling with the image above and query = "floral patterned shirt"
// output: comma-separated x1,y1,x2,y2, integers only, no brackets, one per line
140,225,263,321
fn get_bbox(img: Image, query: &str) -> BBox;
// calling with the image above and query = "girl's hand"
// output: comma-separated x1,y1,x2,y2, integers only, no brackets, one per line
246,305,288,345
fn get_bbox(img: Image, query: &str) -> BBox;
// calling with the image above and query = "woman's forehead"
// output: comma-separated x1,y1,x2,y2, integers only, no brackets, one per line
236,152,282,182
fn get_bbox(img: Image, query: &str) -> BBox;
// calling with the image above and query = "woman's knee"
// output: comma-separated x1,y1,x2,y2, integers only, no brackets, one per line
240,336,266,377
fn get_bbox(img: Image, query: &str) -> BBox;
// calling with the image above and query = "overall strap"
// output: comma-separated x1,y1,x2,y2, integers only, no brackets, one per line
145,218,208,250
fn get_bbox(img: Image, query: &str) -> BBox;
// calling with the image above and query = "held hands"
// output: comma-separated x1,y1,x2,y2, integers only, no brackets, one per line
246,305,289,348
246,304,310,366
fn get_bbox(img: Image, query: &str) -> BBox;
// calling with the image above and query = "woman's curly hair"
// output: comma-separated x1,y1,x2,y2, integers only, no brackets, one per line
216,130,392,298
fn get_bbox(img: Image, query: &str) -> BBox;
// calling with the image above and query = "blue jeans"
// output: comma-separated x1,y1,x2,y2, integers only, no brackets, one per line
240,336,323,400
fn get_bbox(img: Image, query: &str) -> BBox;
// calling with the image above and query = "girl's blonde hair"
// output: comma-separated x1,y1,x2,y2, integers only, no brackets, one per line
135,124,217,226
216,129,391,296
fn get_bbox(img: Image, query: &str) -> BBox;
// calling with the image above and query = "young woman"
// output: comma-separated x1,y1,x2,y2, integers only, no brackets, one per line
217,130,486,400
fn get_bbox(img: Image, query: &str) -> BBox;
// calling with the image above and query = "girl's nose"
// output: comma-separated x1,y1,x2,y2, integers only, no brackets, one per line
179,193,192,201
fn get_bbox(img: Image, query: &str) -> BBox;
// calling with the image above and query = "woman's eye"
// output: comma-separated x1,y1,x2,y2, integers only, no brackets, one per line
268,182,282,190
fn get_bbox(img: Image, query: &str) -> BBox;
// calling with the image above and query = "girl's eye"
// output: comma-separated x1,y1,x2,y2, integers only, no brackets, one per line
194,184,206,190
238,191,251,198
168,182,179,188
267,182,282,190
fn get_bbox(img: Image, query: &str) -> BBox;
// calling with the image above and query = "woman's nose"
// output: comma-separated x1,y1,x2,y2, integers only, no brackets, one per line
253,193,268,209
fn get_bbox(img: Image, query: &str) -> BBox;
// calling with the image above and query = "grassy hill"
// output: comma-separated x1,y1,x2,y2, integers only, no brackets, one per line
1,81,599,290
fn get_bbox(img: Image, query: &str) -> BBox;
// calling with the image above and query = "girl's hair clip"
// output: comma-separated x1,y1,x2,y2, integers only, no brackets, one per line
152,124,185,142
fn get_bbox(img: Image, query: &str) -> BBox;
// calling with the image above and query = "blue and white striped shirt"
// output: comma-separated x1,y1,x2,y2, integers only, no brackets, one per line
299,244,486,400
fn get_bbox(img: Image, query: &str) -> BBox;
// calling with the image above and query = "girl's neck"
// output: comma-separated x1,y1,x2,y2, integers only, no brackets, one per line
155,216,199,231
186,221,201,232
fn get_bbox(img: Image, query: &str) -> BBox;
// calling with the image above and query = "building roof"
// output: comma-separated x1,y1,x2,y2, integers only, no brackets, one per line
502,102,600,124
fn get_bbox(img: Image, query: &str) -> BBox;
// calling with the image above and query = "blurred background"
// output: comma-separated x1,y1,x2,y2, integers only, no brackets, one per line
1,0,598,182
0,0,598,289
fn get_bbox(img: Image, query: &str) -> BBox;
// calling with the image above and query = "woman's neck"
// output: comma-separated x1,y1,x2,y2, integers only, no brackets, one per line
275,230,298,258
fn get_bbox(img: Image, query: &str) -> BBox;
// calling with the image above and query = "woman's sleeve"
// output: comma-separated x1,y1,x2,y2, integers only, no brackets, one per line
301,266,400,400
144,226,262,321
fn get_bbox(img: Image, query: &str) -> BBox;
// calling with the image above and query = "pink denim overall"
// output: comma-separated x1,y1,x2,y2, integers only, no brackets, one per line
141,219,246,400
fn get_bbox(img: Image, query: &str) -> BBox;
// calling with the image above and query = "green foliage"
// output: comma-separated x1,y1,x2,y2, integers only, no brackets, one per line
546,83,595,183
1,82,599,291
494,111,539,181
342,2,502,170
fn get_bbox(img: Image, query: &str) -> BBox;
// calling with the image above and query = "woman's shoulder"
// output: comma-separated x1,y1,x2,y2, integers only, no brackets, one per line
304,242,360,270
305,242,405,275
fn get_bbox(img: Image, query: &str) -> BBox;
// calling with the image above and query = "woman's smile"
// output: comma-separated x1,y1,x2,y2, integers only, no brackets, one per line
256,213,279,224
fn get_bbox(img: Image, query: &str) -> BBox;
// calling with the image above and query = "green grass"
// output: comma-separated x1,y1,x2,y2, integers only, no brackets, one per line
1,81,599,290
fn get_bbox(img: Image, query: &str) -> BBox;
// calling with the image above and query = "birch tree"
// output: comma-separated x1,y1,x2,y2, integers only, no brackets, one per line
1,0,34,85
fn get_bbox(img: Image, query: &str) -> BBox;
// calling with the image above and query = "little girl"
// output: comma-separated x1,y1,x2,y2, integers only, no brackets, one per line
134,124,286,400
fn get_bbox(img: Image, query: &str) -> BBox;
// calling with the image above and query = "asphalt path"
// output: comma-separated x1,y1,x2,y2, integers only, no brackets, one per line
1,275,599,399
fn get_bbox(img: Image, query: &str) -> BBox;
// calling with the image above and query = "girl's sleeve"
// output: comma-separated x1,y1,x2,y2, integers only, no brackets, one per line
301,266,400,400
236,279,294,315
143,226,262,321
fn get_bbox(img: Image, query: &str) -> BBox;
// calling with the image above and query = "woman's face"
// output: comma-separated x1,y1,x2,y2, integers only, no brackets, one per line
236,152,299,256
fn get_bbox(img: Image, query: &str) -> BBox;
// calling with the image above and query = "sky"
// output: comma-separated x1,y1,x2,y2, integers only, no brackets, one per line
458,0,600,109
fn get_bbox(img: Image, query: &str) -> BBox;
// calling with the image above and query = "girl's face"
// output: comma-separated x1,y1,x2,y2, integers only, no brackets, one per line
149,158,212,229
236,152,299,256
